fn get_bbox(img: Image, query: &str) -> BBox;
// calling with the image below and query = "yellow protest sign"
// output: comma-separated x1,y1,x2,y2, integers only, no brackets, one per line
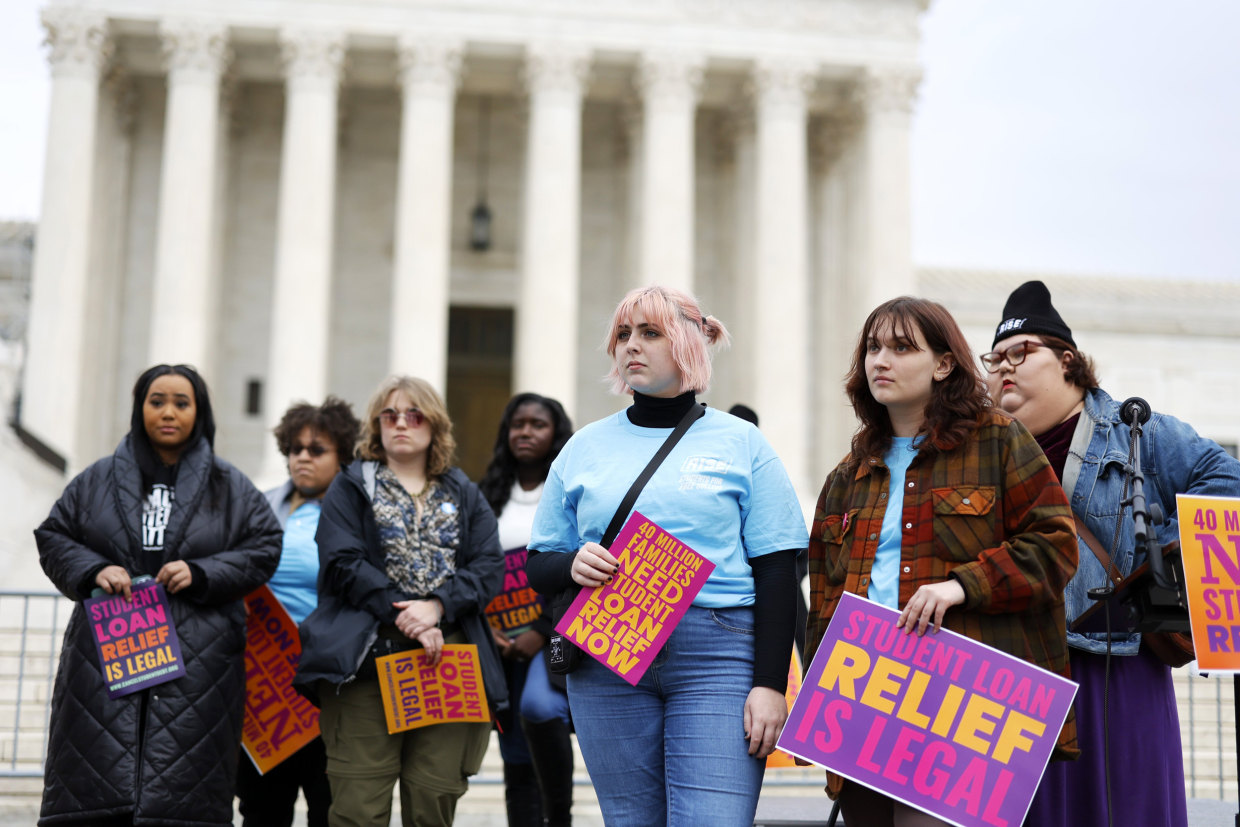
1177,494,1240,671
376,644,491,733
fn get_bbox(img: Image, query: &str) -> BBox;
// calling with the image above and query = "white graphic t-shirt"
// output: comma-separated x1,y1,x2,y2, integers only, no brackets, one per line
142,484,173,553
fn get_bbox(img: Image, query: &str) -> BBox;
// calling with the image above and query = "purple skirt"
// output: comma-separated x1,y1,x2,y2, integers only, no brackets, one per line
1023,645,1188,827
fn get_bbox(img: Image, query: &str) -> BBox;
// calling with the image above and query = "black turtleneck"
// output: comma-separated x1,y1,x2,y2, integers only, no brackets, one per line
626,390,697,428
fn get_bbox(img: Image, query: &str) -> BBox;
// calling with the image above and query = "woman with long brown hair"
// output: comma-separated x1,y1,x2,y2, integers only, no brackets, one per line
807,297,1079,826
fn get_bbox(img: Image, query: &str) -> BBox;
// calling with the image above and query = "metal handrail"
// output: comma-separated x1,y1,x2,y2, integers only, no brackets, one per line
0,590,71,778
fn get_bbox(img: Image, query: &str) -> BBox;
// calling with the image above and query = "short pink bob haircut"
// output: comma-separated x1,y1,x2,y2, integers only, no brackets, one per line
603,285,730,395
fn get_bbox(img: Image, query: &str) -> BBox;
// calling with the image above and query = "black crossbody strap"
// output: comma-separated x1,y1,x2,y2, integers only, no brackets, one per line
599,403,706,549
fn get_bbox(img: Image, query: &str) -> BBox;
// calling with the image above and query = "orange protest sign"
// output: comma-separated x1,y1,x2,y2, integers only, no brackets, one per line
376,644,491,734
241,585,320,775
1177,494,1240,671
765,647,804,769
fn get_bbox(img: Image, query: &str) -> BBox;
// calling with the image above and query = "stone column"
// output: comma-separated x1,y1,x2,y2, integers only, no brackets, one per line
810,114,861,477
148,21,229,375
853,67,920,310
751,59,816,498
20,9,111,471
390,38,462,390
724,104,756,396
636,52,702,292
262,29,344,482
514,44,590,417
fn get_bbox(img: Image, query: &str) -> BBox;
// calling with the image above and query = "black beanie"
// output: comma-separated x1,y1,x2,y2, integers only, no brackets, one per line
992,280,1075,350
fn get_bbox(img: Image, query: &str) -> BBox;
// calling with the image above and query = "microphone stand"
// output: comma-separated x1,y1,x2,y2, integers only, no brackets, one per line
1121,398,1173,591
1117,398,1237,826
1078,398,1204,826
1115,397,1189,630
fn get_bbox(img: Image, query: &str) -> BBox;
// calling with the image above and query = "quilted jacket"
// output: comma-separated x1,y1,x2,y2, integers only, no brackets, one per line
294,462,509,715
34,435,282,826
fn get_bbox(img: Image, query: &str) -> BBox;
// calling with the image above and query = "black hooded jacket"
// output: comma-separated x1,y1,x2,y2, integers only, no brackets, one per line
34,435,282,825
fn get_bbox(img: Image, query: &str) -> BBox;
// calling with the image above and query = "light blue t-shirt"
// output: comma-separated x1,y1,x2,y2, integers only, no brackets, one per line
870,437,917,609
528,407,809,607
268,500,322,624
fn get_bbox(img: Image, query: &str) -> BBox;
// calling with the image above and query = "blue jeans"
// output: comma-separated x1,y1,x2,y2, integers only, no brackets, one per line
566,605,765,827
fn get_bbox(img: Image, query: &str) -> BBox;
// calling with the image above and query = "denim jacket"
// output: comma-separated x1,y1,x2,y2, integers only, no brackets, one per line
1063,387,1240,654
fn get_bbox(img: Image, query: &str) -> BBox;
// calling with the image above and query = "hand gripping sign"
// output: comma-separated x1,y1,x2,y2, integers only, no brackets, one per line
777,593,1076,827
554,512,715,686
86,579,186,699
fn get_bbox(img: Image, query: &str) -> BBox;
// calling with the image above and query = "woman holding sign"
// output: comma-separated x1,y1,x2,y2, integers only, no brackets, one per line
982,281,1240,827
479,393,576,827
295,375,506,827
35,364,282,826
526,286,808,827
807,297,1079,826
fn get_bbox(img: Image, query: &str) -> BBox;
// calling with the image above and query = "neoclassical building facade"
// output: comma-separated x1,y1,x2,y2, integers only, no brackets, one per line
22,0,927,493
28,1,1240,505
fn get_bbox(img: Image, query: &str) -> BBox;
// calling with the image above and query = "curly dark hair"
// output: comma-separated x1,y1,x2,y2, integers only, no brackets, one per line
272,396,361,460
1035,335,1101,390
478,393,573,515
844,297,992,468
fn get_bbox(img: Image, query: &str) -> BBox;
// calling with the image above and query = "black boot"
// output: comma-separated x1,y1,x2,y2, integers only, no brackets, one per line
504,761,544,827
521,716,574,827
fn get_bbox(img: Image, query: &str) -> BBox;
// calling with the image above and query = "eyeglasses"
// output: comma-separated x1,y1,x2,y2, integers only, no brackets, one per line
379,408,426,428
289,443,330,458
980,340,1043,373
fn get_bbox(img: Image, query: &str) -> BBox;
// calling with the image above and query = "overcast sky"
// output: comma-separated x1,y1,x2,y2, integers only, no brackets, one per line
2,0,1237,282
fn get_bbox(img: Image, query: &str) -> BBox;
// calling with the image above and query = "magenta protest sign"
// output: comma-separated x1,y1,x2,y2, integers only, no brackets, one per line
778,592,1075,827
86,580,186,699
554,511,714,686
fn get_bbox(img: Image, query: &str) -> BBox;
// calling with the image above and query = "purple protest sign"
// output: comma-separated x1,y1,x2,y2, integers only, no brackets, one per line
554,511,714,686
85,580,186,699
778,592,1076,827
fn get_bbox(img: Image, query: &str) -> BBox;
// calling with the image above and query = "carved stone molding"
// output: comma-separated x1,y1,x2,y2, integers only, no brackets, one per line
524,43,591,98
637,52,704,109
751,59,818,114
856,67,922,115
396,37,463,96
675,0,922,40
160,20,230,80
41,7,111,79
279,28,346,86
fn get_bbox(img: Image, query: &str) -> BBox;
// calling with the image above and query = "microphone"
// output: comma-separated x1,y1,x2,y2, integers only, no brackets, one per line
1119,397,1151,426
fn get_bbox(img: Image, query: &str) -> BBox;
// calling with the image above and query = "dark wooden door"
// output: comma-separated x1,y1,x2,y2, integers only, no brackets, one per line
446,307,514,482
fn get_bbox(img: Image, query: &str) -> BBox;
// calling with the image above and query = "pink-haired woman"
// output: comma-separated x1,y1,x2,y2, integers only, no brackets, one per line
525,286,808,827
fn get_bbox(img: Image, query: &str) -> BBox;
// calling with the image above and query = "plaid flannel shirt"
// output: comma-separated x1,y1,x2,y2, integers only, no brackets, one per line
807,410,1079,760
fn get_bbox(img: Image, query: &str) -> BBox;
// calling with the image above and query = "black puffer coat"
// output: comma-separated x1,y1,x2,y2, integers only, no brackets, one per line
34,435,282,826
295,462,508,714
